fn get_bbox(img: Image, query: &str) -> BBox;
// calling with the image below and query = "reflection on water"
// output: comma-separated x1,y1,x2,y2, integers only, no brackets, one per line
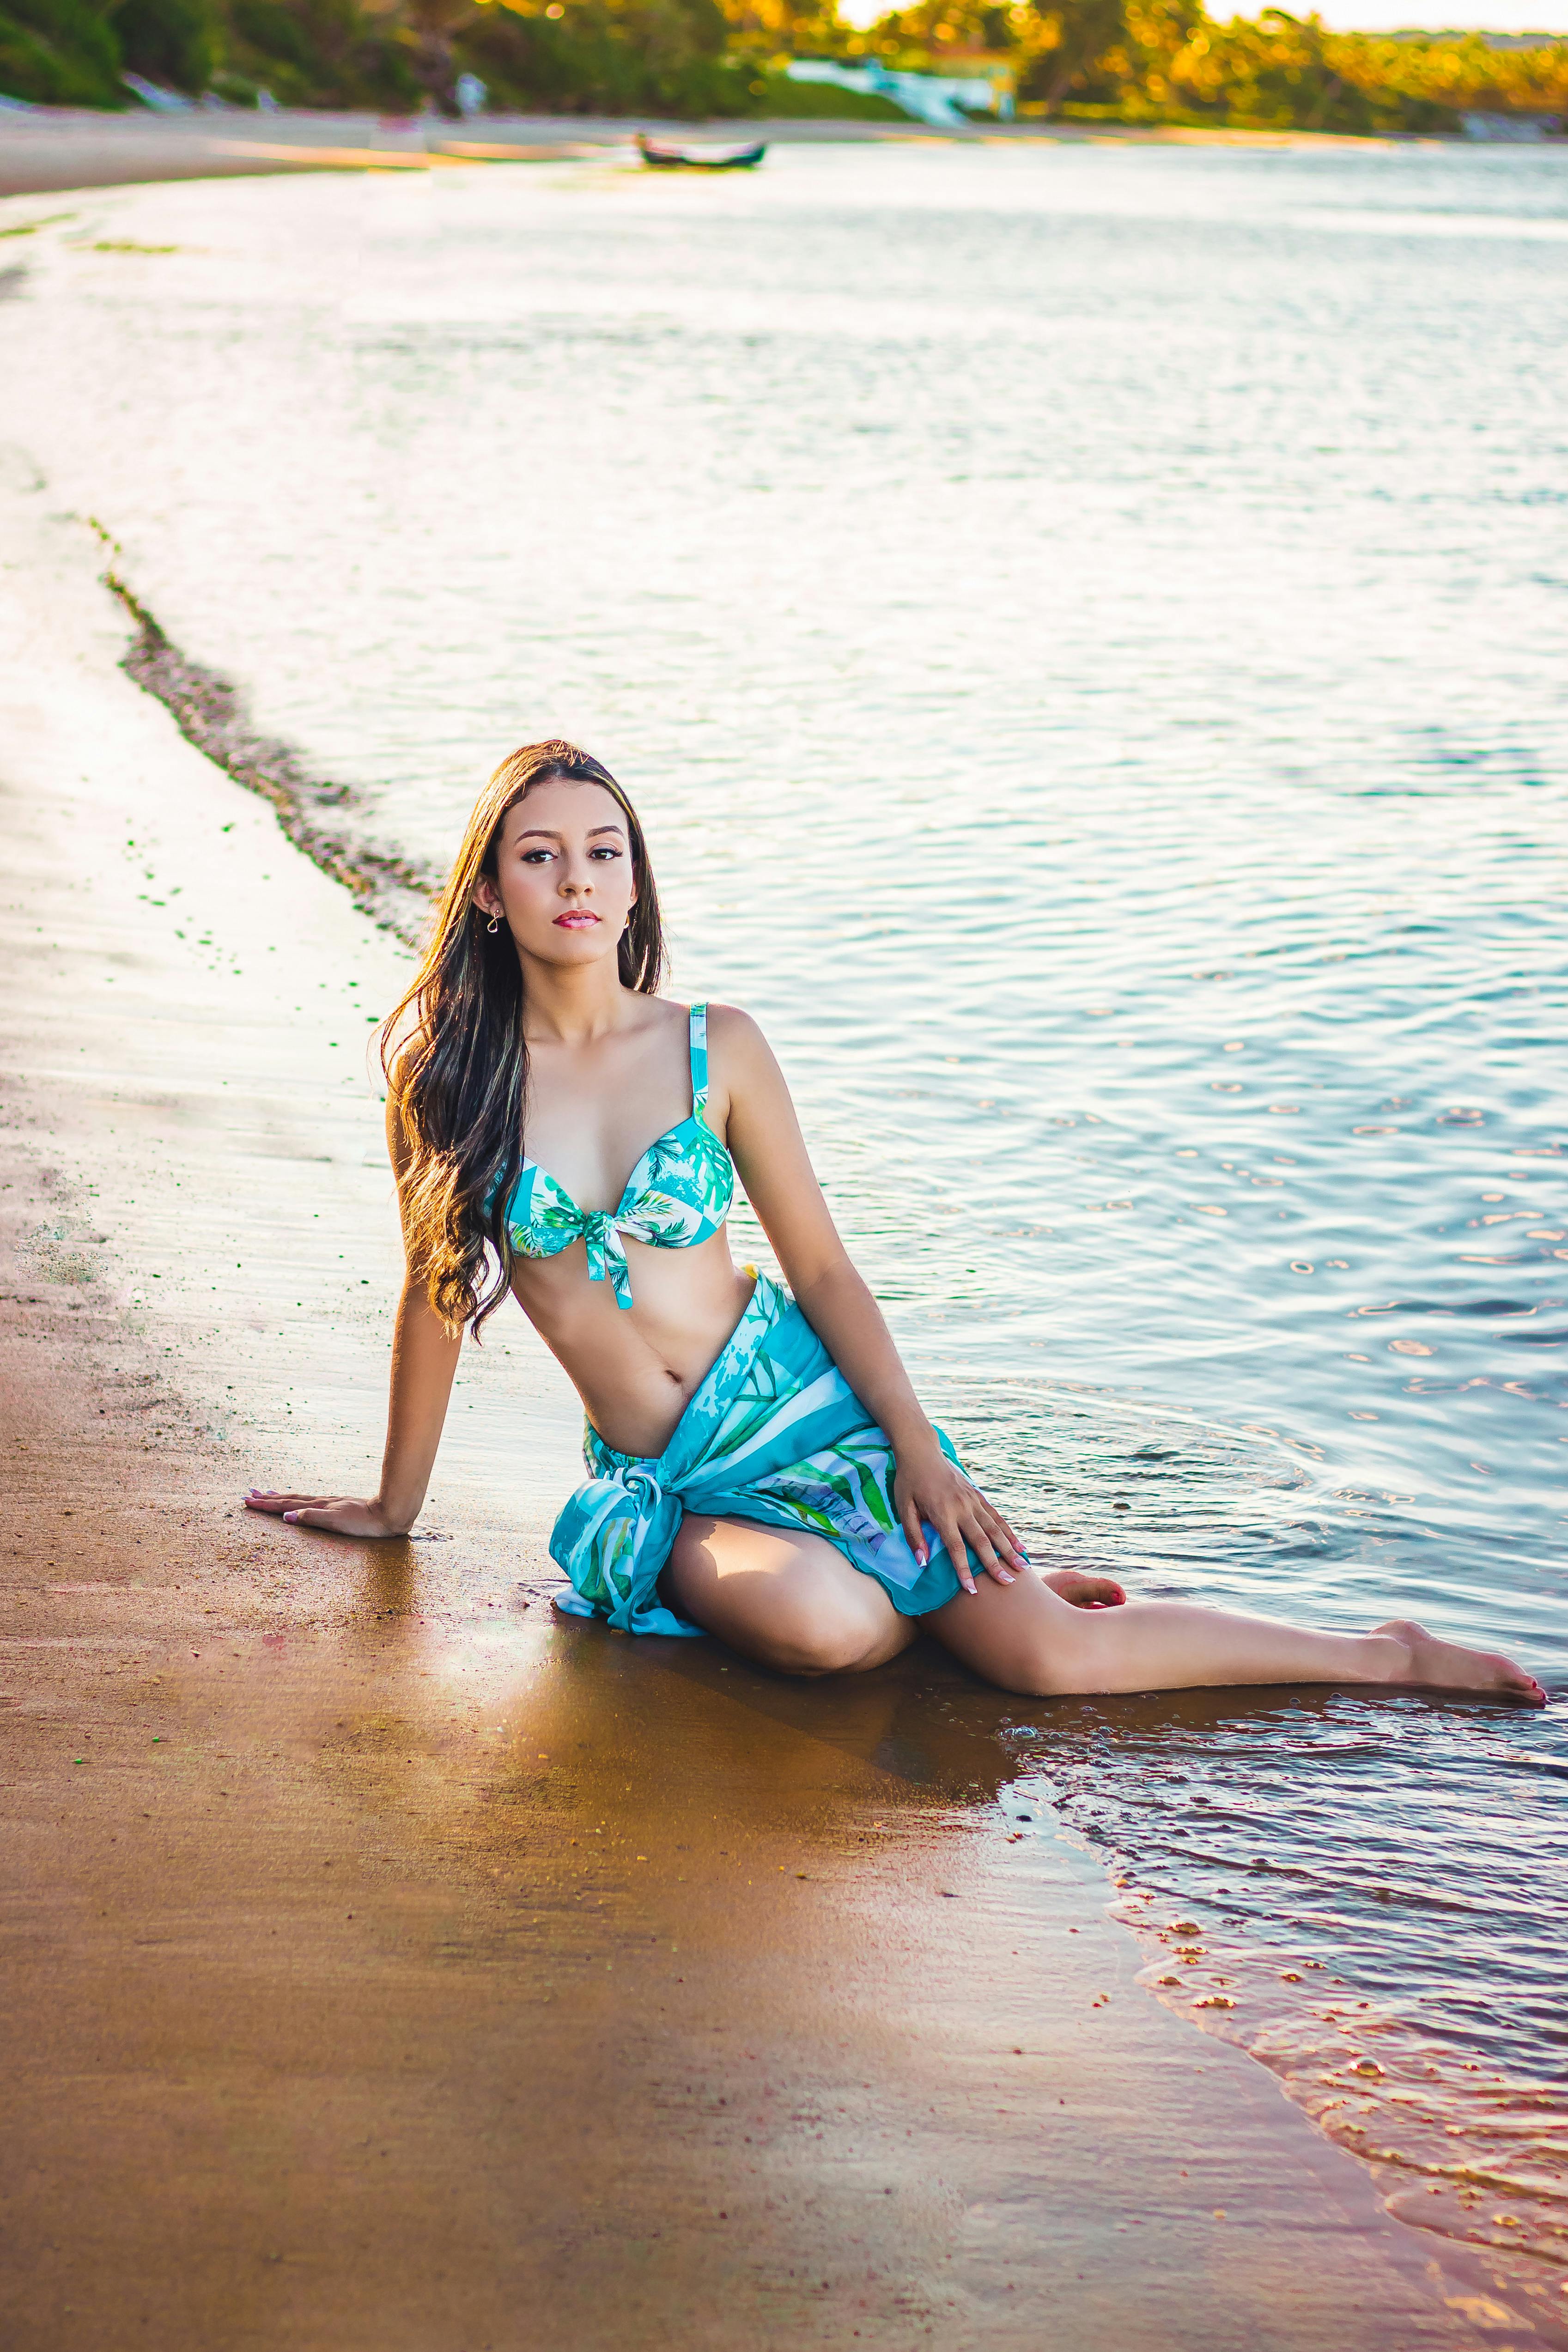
953,1384,1568,2283
1001,1691,1568,2302
4,134,1565,2285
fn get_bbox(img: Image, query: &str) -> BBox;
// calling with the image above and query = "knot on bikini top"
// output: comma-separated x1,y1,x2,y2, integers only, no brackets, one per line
579,1209,632,1305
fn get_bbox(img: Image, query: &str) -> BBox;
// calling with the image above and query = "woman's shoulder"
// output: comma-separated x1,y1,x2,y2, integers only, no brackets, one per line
640,997,778,1085
380,1018,426,1159
699,1000,770,1057
698,1004,791,1109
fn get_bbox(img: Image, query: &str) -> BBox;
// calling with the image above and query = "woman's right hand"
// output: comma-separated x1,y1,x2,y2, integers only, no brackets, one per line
244,1490,412,1538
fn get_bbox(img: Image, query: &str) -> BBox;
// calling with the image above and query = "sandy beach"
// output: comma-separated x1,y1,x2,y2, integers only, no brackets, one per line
0,102,1389,200
0,429,1549,2346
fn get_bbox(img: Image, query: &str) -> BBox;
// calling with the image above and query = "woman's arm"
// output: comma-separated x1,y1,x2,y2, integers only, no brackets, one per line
714,1007,1026,1592
244,1086,463,1537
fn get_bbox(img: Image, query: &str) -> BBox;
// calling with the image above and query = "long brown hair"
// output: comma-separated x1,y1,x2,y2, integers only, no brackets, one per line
382,740,665,1337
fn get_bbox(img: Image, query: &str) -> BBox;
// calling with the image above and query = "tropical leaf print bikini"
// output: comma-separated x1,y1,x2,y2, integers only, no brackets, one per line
506,1003,734,1308
516,1003,979,1638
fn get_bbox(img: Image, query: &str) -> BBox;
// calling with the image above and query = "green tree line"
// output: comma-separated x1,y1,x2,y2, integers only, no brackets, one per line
866,0,1568,130
3,0,1565,126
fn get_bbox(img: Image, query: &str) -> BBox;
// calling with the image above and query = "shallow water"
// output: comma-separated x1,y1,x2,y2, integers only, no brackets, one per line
3,136,1565,2287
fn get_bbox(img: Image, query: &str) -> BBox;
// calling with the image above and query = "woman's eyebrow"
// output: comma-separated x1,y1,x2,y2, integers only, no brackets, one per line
515,823,626,841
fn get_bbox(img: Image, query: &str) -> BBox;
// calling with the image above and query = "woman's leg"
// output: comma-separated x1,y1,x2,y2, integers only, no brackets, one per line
924,1568,1545,1704
662,1513,918,1677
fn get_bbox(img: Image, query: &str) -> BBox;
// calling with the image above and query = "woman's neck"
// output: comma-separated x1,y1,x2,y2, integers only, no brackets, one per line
517,952,638,1047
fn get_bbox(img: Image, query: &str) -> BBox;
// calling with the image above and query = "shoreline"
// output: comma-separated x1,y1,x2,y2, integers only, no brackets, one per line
98,535,436,944
0,479,1538,2344
0,104,1436,200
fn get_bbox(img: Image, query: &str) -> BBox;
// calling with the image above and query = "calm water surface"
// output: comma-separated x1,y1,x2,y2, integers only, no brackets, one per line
4,136,1565,2289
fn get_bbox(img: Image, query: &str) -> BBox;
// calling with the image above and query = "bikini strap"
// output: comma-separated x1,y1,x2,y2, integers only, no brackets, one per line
689,1002,709,1119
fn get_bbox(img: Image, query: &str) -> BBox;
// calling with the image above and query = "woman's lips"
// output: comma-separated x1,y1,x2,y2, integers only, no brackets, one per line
554,911,600,929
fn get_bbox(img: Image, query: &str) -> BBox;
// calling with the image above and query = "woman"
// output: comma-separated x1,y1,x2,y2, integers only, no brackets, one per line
248,742,1544,1706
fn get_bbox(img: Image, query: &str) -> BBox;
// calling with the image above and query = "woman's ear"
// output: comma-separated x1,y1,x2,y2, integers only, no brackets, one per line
472,875,503,922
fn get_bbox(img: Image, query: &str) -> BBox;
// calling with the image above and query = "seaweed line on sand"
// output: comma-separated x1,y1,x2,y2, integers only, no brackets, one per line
89,518,437,949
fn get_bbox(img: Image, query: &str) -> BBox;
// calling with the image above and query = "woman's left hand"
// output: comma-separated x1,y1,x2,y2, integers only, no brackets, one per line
894,1442,1026,1593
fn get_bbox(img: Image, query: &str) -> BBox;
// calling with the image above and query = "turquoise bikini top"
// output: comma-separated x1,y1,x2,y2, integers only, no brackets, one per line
506,1003,735,1311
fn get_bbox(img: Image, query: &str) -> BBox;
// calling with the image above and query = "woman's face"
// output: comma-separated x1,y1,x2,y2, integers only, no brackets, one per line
474,778,637,972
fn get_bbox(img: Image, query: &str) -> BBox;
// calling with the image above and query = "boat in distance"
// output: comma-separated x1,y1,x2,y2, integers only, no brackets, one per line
636,133,767,171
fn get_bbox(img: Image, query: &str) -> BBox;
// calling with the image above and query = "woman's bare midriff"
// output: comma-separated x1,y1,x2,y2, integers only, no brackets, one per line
510,1226,757,1460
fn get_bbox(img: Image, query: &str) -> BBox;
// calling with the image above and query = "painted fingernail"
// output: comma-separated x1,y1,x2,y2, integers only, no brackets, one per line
1016,1549,1032,1565
282,1511,299,1523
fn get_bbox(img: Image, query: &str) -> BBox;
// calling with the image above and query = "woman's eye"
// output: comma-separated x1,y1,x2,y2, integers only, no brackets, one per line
521,849,554,865
590,846,622,861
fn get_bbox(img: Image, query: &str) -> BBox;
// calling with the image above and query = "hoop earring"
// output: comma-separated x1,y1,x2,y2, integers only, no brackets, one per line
486,915,501,936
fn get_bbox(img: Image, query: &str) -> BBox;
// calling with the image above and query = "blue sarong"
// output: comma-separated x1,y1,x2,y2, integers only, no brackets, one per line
551,1273,972,1637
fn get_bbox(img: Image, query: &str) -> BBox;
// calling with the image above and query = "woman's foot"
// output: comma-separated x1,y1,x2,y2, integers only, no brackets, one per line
1041,1567,1126,1611
1374,1618,1546,1706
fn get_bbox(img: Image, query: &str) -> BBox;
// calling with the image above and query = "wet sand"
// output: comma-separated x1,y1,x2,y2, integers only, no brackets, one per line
0,106,1385,201
0,109,698,201
0,483,1523,2346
